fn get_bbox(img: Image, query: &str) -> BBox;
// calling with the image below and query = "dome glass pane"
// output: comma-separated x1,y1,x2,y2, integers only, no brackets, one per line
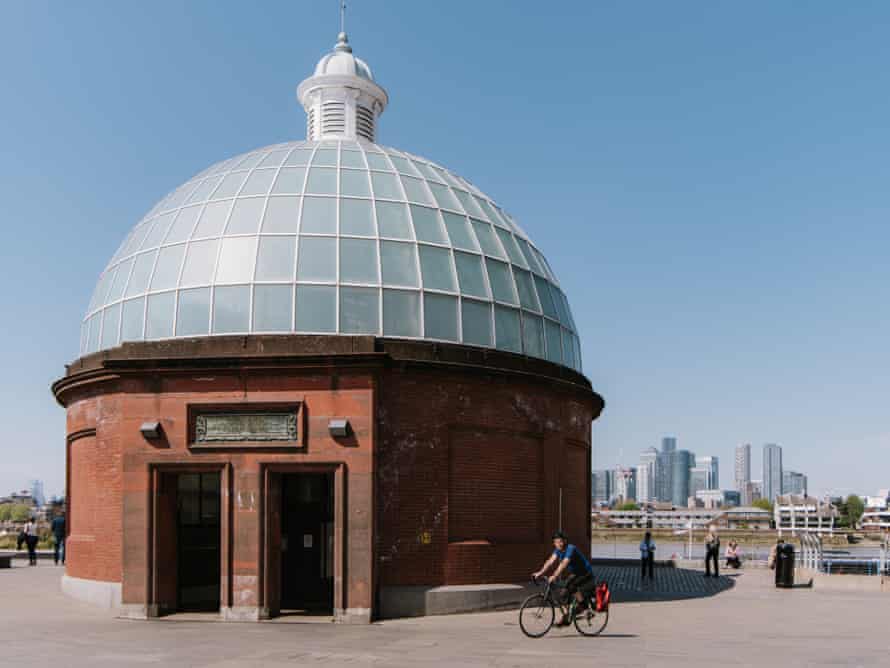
82,140,582,372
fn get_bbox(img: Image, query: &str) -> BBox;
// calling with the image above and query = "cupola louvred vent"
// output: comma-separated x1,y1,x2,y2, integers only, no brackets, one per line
297,32,388,142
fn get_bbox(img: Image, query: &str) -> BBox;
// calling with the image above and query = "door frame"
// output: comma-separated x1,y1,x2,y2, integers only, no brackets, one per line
147,463,231,616
259,462,345,618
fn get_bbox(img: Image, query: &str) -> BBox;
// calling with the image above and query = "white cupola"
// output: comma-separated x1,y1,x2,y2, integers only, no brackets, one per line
297,32,388,142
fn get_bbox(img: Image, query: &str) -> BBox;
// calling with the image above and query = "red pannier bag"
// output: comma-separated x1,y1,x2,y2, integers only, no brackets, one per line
595,582,611,612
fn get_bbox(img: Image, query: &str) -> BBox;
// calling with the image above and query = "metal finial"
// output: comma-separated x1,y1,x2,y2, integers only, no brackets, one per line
335,1,352,52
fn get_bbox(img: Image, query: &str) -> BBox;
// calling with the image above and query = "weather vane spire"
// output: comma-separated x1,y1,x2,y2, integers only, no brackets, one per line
335,0,352,52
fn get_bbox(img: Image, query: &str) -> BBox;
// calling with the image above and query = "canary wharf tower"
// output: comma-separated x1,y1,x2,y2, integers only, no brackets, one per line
53,25,603,622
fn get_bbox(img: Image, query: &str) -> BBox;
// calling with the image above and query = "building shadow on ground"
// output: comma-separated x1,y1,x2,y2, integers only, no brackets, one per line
596,565,737,603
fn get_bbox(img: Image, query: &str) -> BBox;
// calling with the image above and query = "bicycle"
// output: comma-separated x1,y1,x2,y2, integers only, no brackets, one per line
519,576,609,638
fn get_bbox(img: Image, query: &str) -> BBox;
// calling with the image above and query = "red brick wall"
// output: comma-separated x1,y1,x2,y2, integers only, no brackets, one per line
56,337,598,611
448,427,543,544
561,441,590,547
376,367,593,587
62,367,376,613
67,396,123,583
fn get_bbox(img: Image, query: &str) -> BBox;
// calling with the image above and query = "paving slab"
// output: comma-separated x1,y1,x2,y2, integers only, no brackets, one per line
1,562,887,667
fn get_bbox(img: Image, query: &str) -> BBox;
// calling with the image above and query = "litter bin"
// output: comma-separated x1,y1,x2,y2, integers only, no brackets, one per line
775,543,795,588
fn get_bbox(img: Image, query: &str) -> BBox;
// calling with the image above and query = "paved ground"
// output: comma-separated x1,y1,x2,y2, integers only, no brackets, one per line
1,563,887,667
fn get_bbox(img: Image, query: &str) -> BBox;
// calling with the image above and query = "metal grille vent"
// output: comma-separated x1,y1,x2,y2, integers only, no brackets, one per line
356,105,375,142
321,101,346,135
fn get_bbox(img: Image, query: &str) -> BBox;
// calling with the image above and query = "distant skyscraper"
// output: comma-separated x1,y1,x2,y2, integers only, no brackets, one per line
29,480,45,507
762,443,783,501
637,448,659,503
657,437,677,502
735,444,751,502
689,466,710,498
696,456,719,489
782,470,807,496
614,468,636,502
592,470,612,505
671,450,695,506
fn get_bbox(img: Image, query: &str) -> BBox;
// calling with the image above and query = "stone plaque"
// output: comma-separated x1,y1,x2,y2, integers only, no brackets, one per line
194,411,298,443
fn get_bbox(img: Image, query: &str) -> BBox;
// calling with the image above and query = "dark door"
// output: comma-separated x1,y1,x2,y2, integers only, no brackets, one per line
176,472,221,612
280,473,333,612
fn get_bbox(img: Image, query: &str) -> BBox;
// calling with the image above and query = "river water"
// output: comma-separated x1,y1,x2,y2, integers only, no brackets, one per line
590,540,884,561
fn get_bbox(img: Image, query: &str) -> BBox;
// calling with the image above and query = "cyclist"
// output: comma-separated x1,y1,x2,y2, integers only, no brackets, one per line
532,531,594,626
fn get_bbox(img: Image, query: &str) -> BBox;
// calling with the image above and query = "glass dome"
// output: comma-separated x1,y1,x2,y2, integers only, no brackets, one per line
82,139,582,372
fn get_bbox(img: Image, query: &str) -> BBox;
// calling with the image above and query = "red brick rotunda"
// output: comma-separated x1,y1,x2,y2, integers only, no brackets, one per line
52,30,604,623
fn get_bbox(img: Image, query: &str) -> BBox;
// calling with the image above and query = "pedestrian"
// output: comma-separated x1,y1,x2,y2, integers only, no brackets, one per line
23,518,38,566
51,512,66,566
768,538,784,570
704,525,720,577
725,540,741,569
639,531,656,582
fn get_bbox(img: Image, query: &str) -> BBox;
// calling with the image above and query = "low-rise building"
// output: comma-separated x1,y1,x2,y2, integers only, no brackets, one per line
4,490,36,506
593,505,771,531
774,494,838,536
718,506,772,530
695,489,741,509
859,491,890,531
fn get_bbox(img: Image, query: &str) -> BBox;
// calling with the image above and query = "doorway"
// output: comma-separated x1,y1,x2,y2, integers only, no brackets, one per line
280,473,334,613
175,472,221,612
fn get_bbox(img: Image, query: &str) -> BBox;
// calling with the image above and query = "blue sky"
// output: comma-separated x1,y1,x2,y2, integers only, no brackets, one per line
1,1,888,499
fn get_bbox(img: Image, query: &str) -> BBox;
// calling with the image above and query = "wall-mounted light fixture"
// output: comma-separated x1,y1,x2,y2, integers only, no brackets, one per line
140,421,163,439
328,418,350,438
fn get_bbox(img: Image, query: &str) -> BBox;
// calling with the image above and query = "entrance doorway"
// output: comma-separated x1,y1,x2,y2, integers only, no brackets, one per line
175,472,221,612
280,473,334,613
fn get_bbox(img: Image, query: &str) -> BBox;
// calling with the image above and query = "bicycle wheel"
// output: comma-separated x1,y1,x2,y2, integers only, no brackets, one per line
574,602,609,637
519,593,555,638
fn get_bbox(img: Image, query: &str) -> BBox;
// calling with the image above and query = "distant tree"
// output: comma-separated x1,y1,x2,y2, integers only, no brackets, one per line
9,504,31,523
617,502,640,511
845,495,865,528
752,498,774,514
0,504,11,521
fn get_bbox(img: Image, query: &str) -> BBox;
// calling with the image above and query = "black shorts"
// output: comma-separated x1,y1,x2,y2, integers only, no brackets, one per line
565,572,594,597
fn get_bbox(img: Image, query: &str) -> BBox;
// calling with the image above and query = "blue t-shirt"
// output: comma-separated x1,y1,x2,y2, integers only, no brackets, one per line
553,544,593,576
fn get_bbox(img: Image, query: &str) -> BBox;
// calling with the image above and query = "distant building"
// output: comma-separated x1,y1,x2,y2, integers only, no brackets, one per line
696,489,741,509
719,506,772,530
861,491,890,531
689,466,710,499
7,490,35,506
774,494,838,536
637,448,658,503
29,480,45,507
860,510,890,532
735,444,751,502
690,455,719,499
748,480,763,503
657,437,677,503
671,450,695,507
864,491,889,510
593,505,771,531
592,470,613,506
782,470,807,496
614,468,636,503
696,456,719,490
762,443,783,502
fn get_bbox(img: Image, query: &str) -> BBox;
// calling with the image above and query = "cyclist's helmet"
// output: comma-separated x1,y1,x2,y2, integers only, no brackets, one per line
552,531,567,541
